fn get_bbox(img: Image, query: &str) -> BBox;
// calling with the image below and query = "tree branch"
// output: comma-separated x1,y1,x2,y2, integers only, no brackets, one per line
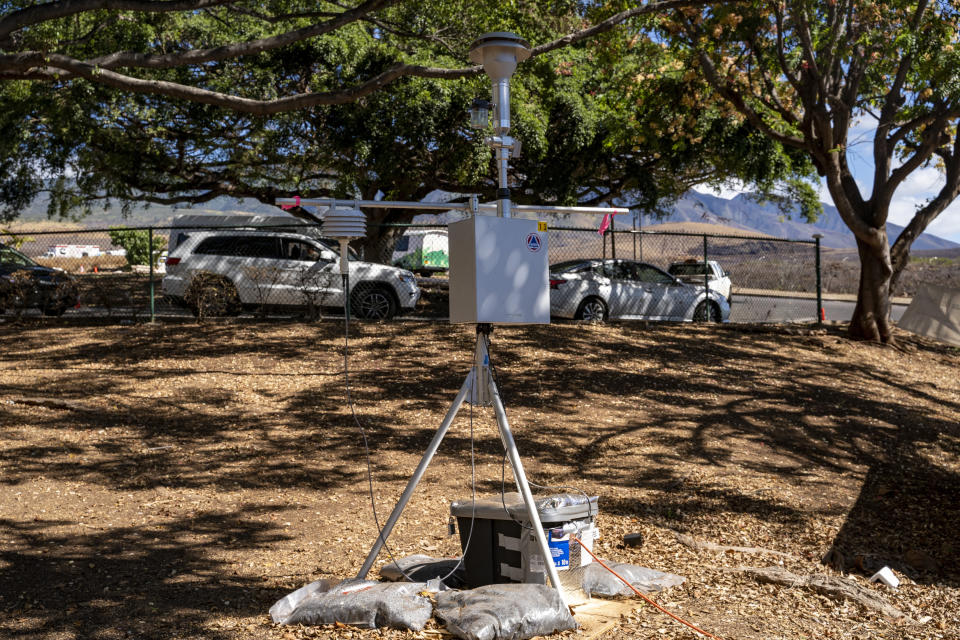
695,48,805,150
532,0,725,57
0,0,234,41
0,0,735,114
1,54,480,114
889,128,960,289
224,5,340,24
88,0,396,69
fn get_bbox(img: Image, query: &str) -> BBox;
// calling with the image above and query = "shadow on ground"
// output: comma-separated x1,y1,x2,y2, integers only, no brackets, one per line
0,507,291,640
1,319,958,605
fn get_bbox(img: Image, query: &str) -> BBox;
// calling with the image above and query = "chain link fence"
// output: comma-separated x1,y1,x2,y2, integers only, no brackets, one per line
0,223,822,324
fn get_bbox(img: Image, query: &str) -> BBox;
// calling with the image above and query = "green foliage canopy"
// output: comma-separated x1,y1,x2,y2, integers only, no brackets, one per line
0,0,814,250
659,0,960,341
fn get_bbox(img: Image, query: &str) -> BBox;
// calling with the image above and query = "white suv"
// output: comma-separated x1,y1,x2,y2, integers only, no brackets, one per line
162,230,420,319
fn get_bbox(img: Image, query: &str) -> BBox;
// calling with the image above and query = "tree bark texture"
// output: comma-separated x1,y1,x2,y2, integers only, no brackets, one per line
848,235,895,343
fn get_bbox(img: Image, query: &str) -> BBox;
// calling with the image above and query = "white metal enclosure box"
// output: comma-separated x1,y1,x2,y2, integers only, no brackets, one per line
448,216,549,324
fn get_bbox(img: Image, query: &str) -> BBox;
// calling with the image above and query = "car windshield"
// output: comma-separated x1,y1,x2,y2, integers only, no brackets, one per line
0,246,37,268
550,260,592,273
318,238,360,260
669,263,709,276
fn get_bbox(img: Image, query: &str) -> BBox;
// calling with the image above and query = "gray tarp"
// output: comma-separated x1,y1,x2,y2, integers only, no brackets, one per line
898,284,960,347
573,560,685,597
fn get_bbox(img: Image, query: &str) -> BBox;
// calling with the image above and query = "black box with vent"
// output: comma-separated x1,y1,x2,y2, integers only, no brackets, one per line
450,493,598,588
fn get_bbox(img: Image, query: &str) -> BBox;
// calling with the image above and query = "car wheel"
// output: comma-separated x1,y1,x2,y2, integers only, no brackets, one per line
42,283,78,316
186,274,241,318
575,297,608,323
352,284,398,320
41,304,68,317
693,300,721,322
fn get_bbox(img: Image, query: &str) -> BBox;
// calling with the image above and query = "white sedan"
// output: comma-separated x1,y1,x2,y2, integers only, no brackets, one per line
549,259,730,323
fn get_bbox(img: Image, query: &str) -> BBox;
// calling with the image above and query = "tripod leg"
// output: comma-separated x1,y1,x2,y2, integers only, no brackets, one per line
356,370,474,579
487,375,568,606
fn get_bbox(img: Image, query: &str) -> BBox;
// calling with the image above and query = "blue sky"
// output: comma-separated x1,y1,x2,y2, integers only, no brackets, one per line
695,119,960,244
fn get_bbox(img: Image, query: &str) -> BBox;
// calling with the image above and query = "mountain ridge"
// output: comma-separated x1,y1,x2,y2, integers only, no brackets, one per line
14,190,958,251
638,191,958,251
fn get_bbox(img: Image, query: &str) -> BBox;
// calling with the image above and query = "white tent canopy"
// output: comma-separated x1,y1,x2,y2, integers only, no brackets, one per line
898,284,960,347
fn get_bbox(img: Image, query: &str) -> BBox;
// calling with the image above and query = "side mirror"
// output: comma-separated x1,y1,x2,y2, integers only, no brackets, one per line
319,249,337,262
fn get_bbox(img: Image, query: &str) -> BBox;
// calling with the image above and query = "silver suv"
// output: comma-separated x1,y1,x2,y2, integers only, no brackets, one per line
162,230,420,319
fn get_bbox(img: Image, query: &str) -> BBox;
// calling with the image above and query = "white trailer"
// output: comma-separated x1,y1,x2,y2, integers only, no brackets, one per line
44,244,103,258
167,213,320,253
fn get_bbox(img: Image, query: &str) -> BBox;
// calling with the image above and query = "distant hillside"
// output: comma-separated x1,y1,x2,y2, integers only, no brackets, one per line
640,221,775,238
14,189,959,252
17,195,279,227
640,191,959,250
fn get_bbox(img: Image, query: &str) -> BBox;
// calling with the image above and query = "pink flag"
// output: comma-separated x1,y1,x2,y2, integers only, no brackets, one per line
597,212,611,236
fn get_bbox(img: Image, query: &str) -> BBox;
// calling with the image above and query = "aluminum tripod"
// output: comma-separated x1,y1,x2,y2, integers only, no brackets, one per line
356,325,566,605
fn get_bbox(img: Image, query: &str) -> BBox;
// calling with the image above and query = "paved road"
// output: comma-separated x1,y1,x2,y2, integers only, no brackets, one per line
733,294,909,324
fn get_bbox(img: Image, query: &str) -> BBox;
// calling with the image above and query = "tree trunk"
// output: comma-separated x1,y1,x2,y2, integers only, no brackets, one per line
848,235,895,343
351,207,417,264
358,223,408,265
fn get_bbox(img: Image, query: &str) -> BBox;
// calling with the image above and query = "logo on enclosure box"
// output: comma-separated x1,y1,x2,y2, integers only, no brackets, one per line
526,233,542,252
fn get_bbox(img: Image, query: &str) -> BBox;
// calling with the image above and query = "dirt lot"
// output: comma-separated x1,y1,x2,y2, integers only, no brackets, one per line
0,319,958,640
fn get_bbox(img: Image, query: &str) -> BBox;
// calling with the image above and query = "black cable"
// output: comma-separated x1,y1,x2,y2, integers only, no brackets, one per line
343,273,477,587
485,337,595,531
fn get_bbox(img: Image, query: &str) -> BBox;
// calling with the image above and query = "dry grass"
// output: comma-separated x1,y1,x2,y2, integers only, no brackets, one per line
0,320,958,640
641,222,773,237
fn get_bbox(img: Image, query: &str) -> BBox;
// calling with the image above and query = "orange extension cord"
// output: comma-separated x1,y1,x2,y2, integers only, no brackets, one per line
571,535,724,640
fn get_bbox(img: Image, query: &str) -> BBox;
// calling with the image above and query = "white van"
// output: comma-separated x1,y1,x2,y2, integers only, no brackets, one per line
391,229,449,275
44,244,103,258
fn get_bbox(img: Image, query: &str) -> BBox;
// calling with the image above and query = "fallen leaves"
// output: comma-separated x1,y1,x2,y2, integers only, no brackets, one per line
0,321,957,640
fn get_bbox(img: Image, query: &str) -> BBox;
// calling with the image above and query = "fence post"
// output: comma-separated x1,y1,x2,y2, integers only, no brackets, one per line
149,227,155,323
702,234,709,322
813,233,823,325
610,220,616,259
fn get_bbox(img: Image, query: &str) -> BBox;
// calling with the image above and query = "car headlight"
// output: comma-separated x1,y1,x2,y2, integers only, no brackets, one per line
399,271,417,287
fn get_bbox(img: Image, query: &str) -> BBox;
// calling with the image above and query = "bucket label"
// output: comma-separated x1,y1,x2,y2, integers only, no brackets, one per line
548,535,570,569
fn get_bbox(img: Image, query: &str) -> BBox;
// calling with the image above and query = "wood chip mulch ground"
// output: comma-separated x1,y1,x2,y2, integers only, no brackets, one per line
0,319,958,640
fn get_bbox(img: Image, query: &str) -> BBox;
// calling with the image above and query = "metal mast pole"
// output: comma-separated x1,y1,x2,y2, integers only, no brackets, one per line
469,32,530,218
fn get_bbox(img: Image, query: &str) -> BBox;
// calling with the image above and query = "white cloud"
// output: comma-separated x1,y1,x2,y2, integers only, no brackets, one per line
879,166,960,243
885,167,944,227
816,180,835,207
925,200,960,243
691,180,746,200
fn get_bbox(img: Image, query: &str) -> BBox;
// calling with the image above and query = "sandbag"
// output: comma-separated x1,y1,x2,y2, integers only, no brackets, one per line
270,578,433,631
435,583,577,640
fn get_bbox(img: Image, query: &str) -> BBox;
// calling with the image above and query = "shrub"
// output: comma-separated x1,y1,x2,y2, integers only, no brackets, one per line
108,227,162,266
